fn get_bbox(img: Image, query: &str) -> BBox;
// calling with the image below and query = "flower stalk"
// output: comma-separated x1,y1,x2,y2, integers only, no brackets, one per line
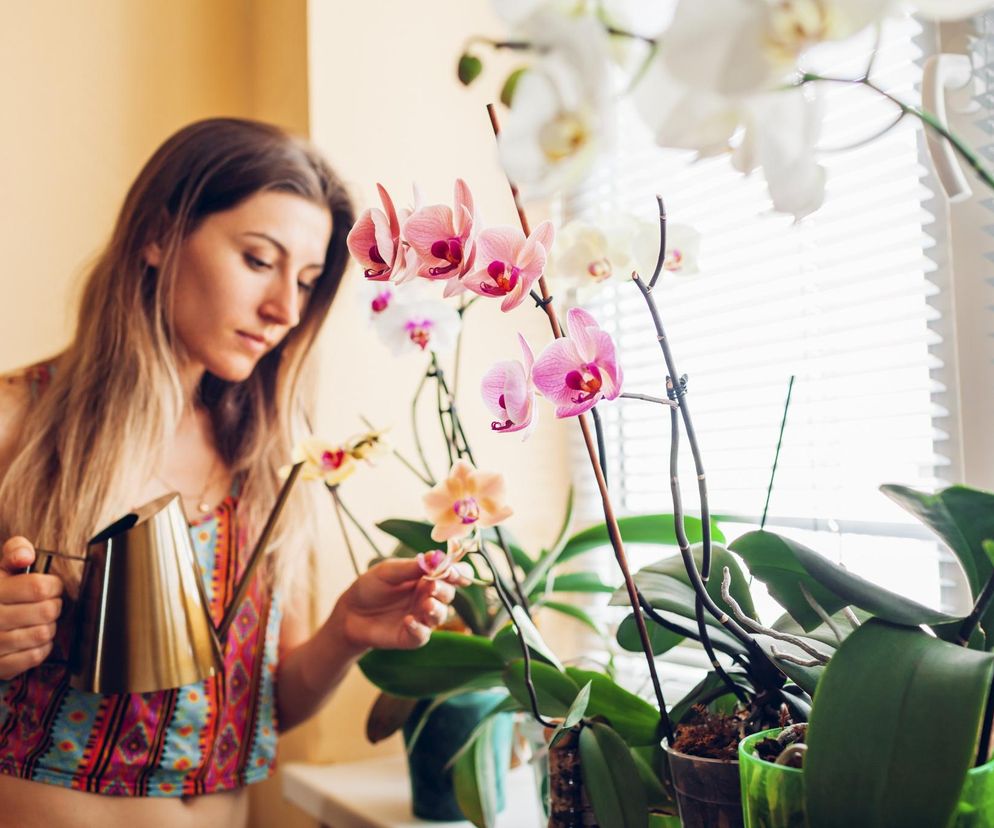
488,103,674,743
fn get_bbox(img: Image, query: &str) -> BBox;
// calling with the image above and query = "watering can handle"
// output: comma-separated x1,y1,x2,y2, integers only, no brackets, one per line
216,461,304,642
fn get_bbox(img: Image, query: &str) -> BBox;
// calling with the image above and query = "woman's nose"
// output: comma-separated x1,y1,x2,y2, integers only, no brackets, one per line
260,274,301,328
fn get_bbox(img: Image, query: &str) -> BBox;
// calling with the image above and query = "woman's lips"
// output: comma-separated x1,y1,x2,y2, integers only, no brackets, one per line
236,330,269,353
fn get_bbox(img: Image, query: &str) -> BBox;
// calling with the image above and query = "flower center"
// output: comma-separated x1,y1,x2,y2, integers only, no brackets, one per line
565,364,603,403
423,550,448,571
767,0,831,62
663,249,683,272
428,238,464,277
321,449,346,470
371,290,392,313
365,243,389,278
481,260,521,295
539,112,588,162
453,497,480,525
587,258,612,282
405,318,434,350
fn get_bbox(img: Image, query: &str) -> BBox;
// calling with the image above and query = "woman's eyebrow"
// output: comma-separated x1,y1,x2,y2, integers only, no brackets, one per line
241,231,324,270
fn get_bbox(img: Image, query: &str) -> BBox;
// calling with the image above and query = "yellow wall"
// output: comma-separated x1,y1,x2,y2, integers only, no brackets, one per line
0,1,571,826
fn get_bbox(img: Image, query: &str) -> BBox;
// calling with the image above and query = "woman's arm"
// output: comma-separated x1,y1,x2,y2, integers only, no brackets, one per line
275,558,468,732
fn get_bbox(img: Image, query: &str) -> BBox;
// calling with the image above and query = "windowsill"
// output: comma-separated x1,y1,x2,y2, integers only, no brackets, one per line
282,754,542,828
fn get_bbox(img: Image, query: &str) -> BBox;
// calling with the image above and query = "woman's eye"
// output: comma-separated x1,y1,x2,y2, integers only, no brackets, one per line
297,280,317,295
244,253,273,271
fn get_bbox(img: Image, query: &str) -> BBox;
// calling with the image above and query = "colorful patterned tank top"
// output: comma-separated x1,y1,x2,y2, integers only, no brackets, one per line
0,363,283,796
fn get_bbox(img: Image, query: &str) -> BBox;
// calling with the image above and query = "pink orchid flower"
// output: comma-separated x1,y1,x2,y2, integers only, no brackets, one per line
463,221,555,312
532,307,623,417
347,184,402,281
423,458,513,542
403,179,477,287
417,539,471,581
480,334,536,437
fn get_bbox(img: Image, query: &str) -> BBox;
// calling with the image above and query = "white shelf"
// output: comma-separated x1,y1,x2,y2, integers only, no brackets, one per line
282,754,543,828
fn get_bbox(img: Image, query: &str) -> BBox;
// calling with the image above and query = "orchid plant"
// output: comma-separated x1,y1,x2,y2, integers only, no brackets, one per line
331,1,994,826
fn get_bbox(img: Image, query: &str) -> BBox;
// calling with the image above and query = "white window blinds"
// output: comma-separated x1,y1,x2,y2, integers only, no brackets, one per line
567,11,960,616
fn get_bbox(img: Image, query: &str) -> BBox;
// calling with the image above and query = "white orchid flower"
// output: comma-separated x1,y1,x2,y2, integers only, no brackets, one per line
497,11,616,199
370,282,462,356
633,49,825,219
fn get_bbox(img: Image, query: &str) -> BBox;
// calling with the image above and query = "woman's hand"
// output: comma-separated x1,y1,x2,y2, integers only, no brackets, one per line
0,538,63,680
330,558,472,655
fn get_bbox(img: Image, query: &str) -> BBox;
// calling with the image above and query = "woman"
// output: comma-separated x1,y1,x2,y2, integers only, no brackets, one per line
0,118,466,827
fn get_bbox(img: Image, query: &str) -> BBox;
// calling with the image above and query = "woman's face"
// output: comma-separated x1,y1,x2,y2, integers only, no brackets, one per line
164,190,333,384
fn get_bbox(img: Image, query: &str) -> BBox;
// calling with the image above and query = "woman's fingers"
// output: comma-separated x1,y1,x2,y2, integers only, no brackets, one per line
0,597,63,632
0,537,35,574
0,623,57,654
0,642,54,681
0,573,62,605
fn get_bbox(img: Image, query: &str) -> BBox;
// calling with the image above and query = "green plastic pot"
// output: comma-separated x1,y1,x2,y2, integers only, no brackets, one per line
738,729,806,828
739,728,994,828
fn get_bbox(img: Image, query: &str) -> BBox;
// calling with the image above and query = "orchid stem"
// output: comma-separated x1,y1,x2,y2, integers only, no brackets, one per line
590,405,609,489
800,73,994,193
359,415,434,487
473,545,555,728
956,566,994,647
431,353,531,612
488,102,672,741
620,392,677,408
330,486,363,577
328,484,385,561
761,375,794,531
412,370,436,483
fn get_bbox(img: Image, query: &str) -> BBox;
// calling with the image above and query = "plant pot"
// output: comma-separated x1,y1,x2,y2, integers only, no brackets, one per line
665,745,744,828
402,690,513,821
739,727,994,828
738,729,806,828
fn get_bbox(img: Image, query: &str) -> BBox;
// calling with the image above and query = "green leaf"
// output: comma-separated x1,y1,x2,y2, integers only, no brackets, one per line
549,682,593,748
566,667,661,746
480,526,531,574
732,530,959,631
804,619,994,828
616,612,685,657
375,519,437,553
559,514,724,564
579,723,650,828
541,600,606,638
452,585,489,636
358,632,505,697
457,53,483,86
639,544,758,621
503,660,580,718
499,67,527,107
453,715,499,828
669,670,754,726
541,571,616,594
771,609,868,648
883,484,994,646
365,692,418,743
492,623,558,667
611,572,748,655
511,606,564,671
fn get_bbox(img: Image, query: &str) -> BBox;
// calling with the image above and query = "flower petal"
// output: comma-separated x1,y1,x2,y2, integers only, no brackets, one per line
532,338,583,403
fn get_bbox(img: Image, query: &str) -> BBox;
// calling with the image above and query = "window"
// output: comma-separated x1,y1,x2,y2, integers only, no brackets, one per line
561,11,961,685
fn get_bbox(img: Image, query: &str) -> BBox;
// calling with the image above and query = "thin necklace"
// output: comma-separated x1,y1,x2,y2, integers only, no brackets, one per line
154,454,221,515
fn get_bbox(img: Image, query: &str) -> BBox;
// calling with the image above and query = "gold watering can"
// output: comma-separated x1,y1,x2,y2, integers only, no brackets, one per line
31,463,303,695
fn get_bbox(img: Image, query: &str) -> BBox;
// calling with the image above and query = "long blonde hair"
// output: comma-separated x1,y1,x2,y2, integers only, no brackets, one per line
0,117,354,592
